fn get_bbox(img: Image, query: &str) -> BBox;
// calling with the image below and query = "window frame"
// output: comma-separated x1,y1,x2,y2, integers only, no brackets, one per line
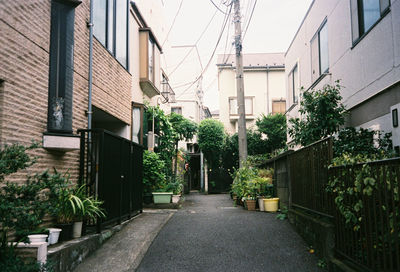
131,102,144,145
272,99,286,114
289,64,299,105
171,107,182,115
393,108,399,128
93,0,129,70
310,19,329,83
228,96,254,116
351,0,391,48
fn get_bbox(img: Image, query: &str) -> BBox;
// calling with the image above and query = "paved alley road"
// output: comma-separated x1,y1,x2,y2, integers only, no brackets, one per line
137,193,323,272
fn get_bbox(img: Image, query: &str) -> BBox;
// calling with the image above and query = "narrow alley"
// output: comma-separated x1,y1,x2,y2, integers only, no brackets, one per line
75,193,323,272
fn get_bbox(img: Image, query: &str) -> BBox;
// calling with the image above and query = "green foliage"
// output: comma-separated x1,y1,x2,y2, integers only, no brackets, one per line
276,205,288,220
198,119,225,166
327,154,398,231
256,113,287,153
0,246,51,272
142,150,167,194
0,142,38,182
317,259,327,269
165,178,184,195
168,112,198,142
333,127,393,158
71,185,106,222
230,165,273,200
147,106,176,179
289,81,346,146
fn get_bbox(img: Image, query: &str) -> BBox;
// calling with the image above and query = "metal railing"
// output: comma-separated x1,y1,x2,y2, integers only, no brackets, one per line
329,158,400,272
289,137,334,217
78,129,143,232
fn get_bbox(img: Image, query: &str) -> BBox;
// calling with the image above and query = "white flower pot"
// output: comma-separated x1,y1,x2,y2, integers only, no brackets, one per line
172,195,181,203
258,198,265,211
28,234,48,244
47,228,62,245
72,221,83,238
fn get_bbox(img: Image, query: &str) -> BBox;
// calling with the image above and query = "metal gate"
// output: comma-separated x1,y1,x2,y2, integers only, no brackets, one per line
78,129,143,231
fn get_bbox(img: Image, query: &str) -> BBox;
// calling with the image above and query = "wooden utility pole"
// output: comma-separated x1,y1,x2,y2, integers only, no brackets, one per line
233,0,247,167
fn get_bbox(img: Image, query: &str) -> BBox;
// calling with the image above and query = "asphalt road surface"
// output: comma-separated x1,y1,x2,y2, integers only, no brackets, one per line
137,193,324,272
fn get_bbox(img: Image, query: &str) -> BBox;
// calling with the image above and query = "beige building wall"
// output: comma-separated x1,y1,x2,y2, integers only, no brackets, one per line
217,53,286,135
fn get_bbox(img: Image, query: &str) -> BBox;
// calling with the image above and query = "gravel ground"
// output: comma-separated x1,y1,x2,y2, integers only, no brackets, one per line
137,193,324,272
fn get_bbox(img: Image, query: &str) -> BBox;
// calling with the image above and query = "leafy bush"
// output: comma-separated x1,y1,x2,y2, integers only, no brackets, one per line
289,81,346,146
256,113,287,153
333,127,393,158
143,150,167,194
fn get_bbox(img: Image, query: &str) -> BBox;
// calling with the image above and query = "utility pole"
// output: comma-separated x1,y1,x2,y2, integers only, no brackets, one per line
233,0,247,167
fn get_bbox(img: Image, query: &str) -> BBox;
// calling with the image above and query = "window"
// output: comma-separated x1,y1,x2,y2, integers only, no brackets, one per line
288,64,299,104
132,103,144,145
229,97,253,115
171,107,182,115
350,0,390,44
311,20,329,82
148,39,154,82
272,99,286,114
93,0,128,68
47,0,80,133
393,108,398,127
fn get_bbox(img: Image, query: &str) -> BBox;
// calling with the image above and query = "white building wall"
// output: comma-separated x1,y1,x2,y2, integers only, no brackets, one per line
285,0,400,140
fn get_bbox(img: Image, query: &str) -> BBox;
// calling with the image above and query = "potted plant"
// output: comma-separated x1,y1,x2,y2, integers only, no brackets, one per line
167,179,183,203
71,185,106,238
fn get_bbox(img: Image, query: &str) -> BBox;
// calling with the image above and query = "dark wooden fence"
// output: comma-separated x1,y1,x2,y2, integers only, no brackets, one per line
79,129,143,232
289,137,334,217
329,158,400,272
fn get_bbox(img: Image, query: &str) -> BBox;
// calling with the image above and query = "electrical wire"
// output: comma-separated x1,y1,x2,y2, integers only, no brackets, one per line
242,0,257,41
167,9,219,78
209,0,230,15
162,0,184,47
175,3,233,99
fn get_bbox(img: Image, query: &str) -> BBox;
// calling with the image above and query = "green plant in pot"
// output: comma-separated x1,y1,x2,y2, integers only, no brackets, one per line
143,151,168,204
166,179,184,203
71,185,106,238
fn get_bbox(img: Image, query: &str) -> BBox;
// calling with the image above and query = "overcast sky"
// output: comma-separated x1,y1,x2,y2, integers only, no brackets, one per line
160,0,313,111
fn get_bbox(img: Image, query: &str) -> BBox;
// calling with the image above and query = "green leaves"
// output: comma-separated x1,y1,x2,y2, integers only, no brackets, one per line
289,81,346,146
256,113,287,153
198,119,225,165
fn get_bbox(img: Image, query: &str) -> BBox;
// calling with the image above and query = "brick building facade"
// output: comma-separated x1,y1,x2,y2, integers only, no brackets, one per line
0,0,132,183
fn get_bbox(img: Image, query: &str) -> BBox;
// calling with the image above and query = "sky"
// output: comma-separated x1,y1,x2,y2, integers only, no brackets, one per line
159,0,314,111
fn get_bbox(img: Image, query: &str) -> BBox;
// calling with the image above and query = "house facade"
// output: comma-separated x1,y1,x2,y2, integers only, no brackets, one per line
217,53,286,135
285,0,400,150
0,0,167,181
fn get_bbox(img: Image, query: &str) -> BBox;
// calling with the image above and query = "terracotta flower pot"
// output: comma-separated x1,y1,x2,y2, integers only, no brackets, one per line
246,199,257,211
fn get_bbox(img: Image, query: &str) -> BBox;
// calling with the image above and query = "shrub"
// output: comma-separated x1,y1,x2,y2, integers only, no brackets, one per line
143,150,167,194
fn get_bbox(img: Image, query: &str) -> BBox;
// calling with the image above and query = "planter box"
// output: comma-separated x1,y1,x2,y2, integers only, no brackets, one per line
152,192,173,204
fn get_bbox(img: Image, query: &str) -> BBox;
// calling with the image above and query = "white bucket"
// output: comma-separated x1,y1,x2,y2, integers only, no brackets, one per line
48,228,62,245
258,198,265,211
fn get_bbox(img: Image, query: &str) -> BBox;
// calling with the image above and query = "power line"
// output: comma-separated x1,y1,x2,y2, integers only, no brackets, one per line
162,0,184,47
167,9,219,77
209,0,230,15
175,3,233,99
242,0,257,41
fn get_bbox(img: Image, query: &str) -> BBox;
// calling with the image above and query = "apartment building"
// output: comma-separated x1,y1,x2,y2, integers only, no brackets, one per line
217,53,286,135
285,0,400,150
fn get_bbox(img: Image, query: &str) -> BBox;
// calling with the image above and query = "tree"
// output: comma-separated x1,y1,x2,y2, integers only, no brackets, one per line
256,113,287,153
198,119,225,167
288,81,346,146
168,112,198,177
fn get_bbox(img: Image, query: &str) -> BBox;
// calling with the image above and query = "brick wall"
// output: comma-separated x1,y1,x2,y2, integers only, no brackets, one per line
0,0,132,184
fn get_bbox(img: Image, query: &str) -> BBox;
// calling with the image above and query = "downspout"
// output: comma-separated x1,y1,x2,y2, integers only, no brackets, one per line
88,0,94,131
266,66,270,114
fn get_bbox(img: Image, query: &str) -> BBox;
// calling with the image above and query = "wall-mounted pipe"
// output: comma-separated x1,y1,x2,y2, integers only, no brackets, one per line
88,0,94,130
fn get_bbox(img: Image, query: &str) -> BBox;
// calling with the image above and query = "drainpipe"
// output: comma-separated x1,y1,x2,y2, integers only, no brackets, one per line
88,0,94,130
266,66,270,114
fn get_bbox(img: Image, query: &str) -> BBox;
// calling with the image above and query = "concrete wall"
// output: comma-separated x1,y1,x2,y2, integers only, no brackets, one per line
285,0,400,144
218,67,286,134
